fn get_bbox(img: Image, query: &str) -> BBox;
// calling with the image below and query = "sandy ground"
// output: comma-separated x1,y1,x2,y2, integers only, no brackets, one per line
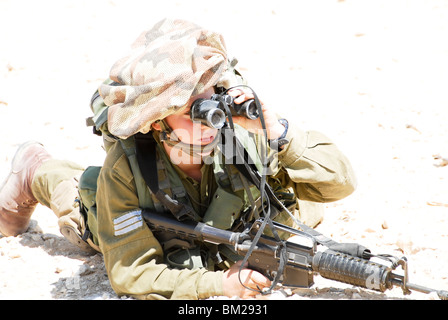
0,0,447,300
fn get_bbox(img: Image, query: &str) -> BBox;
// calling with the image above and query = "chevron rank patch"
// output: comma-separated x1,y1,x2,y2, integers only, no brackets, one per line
114,210,143,236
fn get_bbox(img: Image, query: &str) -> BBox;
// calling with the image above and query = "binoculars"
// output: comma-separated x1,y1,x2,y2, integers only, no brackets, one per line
190,93,259,129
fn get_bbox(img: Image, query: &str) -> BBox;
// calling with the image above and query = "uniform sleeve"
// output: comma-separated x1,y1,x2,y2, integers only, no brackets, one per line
95,143,223,300
274,122,357,203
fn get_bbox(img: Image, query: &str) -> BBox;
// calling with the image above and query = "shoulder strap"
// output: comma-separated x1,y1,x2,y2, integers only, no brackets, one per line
133,133,199,221
119,136,151,208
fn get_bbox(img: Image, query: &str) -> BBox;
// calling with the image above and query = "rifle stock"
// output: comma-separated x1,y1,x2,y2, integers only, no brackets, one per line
142,209,448,300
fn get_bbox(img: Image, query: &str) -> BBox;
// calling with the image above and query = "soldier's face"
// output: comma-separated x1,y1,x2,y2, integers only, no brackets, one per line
164,87,218,146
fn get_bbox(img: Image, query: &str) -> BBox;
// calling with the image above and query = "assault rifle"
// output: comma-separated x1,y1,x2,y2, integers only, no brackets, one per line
142,209,448,300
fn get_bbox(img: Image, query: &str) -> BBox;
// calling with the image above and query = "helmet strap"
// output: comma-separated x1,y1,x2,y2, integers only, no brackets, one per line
157,120,221,158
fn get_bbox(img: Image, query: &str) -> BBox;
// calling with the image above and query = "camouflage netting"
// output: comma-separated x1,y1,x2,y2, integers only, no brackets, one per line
98,18,244,139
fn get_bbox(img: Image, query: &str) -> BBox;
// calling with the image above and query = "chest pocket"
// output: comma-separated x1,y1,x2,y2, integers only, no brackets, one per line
202,187,244,230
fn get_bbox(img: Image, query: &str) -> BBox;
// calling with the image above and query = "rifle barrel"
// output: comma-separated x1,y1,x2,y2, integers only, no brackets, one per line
390,276,448,300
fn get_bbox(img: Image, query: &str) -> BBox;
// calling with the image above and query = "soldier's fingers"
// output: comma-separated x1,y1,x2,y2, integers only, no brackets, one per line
227,88,254,104
249,270,272,288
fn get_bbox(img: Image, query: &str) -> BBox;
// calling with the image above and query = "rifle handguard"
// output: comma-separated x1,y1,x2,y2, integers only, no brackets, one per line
312,250,392,292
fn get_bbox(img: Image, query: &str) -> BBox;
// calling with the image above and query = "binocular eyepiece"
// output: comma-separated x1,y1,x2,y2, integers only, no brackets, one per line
190,94,259,129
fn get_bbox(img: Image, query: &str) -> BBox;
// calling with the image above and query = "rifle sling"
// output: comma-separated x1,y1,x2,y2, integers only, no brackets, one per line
219,127,288,293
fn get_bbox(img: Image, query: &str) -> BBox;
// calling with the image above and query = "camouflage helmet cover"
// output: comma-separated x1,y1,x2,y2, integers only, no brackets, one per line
98,18,243,139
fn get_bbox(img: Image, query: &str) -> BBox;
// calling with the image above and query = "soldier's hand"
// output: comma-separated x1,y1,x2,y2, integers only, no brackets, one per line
227,88,285,141
222,261,271,299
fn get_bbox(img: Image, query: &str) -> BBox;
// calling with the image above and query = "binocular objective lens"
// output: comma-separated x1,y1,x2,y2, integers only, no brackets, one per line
190,99,226,129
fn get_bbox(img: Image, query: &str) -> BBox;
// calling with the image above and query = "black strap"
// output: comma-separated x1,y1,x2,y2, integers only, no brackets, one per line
134,133,196,221
218,92,287,293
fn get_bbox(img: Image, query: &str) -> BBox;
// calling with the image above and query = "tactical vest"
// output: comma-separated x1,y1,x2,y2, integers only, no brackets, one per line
80,87,299,269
